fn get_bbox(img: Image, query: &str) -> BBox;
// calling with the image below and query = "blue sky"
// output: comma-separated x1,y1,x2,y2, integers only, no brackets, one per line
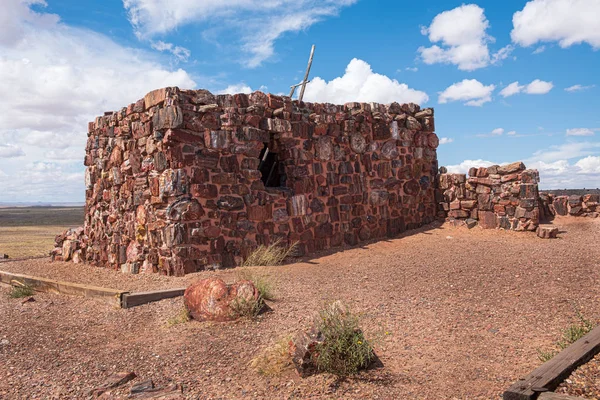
0,0,599,202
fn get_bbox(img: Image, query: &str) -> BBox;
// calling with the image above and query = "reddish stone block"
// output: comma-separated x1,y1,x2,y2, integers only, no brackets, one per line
478,211,496,229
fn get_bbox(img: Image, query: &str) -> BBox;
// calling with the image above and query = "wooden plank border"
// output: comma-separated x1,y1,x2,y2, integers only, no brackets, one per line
504,324,600,400
0,255,49,263
121,288,186,309
0,270,127,307
1,270,187,309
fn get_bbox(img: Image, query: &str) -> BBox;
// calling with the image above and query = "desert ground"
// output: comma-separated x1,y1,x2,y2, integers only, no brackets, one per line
0,207,83,258
1,213,600,399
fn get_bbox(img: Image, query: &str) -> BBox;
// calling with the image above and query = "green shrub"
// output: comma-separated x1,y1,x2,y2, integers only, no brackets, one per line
9,283,34,299
242,239,298,267
537,349,557,363
537,312,595,362
313,302,374,376
557,312,594,350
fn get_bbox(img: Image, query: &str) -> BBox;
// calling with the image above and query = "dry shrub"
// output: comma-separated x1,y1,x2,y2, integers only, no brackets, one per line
249,336,293,376
313,302,374,377
242,239,298,267
236,269,275,301
229,296,264,319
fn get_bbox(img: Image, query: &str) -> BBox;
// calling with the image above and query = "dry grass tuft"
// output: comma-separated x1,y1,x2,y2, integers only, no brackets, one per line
249,336,293,376
166,307,190,327
229,296,264,319
236,269,275,301
537,311,595,362
242,239,298,267
9,283,35,299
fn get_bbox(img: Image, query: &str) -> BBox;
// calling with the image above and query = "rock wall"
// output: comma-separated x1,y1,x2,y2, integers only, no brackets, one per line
68,87,439,275
437,162,541,230
539,193,599,218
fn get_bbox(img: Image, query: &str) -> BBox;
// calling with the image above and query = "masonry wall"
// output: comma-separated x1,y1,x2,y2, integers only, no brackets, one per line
78,87,439,275
437,162,541,230
539,193,599,218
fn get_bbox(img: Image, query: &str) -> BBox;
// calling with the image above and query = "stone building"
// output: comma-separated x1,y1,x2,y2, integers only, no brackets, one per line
81,87,440,275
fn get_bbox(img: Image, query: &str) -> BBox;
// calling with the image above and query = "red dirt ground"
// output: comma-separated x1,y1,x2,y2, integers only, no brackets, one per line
1,216,599,399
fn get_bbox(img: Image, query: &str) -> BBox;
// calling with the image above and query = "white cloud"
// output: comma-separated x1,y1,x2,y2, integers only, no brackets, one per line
529,141,600,163
0,0,59,47
438,79,495,106
476,127,507,138
0,144,25,158
439,137,454,145
445,159,496,174
123,0,357,67
499,79,553,97
565,84,595,92
575,156,600,174
525,79,554,94
511,0,600,50
532,45,546,54
566,128,595,136
491,45,515,64
303,58,429,105
45,148,83,162
507,130,517,136
217,83,254,95
499,82,524,97
418,4,512,71
406,67,418,72
150,40,191,62
0,161,85,202
529,158,600,189
0,0,196,202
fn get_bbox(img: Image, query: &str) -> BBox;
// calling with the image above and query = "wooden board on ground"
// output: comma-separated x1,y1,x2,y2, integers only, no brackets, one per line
122,288,186,309
504,325,600,400
0,270,127,307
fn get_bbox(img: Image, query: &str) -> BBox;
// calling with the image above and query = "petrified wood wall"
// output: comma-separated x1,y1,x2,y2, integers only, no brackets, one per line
83,87,439,275
437,162,541,230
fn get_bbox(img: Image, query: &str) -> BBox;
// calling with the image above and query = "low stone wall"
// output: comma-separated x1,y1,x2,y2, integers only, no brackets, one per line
53,87,440,275
437,161,540,230
539,193,599,218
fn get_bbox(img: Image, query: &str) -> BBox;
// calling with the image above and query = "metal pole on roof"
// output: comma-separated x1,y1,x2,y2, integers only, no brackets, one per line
288,44,316,100
298,44,315,102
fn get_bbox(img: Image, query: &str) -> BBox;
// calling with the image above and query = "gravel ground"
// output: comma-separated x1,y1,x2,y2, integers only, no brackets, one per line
1,216,599,399
556,352,600,399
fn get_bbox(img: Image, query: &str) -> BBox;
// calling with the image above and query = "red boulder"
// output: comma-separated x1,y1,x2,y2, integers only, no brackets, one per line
184,278,260,322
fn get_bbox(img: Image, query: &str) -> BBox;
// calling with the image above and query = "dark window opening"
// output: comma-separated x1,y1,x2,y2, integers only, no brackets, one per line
258,143,284,187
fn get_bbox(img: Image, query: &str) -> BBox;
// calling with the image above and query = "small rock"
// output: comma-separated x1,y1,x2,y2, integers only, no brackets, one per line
131,379,154,394
89,371,136,397
21,296,35,304
289,328,324,377
0,339,9,346
465,219,478,229
537,225,559,239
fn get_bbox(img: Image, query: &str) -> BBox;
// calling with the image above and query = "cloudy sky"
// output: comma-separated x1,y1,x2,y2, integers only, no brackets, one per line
0,0,599,202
